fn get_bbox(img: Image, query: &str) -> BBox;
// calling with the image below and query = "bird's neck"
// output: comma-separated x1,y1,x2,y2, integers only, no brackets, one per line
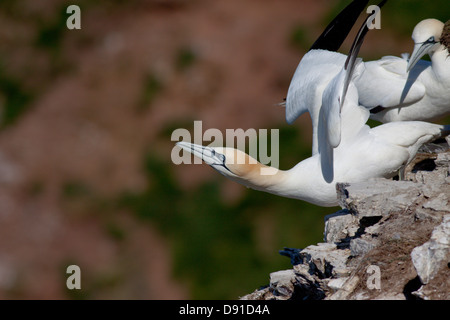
235,161,288,194
235,157,321,201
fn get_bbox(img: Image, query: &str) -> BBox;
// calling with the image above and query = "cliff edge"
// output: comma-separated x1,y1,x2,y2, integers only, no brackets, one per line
242,147,450,300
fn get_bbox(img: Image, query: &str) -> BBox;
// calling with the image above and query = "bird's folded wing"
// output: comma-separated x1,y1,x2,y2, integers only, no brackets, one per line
356,57,427,109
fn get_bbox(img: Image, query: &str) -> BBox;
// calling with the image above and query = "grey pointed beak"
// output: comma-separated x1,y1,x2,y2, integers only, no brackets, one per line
176,141,225,166
407,41,435,72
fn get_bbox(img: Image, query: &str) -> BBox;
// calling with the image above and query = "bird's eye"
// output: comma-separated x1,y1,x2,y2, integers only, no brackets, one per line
427,36,435,43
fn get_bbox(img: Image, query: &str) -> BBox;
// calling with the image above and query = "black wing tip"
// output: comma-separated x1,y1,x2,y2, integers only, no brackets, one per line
344,0,388,70
341,0,388,107
309,0,370,52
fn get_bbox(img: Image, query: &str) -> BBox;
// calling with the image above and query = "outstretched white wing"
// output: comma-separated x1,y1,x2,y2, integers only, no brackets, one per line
285,50,347,125
317,3,385,182
285,0,371,155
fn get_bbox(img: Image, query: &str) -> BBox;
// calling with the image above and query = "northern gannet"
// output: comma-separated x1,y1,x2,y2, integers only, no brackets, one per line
359,18,450,122
175,11,450,207
286,3,449,153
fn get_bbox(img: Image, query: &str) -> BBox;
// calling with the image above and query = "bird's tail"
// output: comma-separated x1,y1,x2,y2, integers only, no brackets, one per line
418,124,450,153
434,124,450,146
425,124,450,142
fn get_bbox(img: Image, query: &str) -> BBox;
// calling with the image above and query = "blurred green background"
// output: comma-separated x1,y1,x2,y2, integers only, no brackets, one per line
0,0,448,299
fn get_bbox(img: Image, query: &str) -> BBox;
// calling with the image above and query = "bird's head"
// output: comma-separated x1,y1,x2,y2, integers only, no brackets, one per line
176,141,280,189
407,19,445,72
177,142,259,178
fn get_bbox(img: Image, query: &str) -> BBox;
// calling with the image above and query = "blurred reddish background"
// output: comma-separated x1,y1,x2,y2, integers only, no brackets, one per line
0,0,448,299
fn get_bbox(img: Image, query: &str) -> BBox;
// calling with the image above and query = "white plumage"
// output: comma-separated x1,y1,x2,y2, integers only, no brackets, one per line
359,19,450,122
174,3,450,208
286,19,450,154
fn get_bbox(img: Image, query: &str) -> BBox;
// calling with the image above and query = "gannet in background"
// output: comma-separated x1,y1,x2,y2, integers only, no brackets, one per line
175,12,450,207
286,3,449,152
357,18,450,122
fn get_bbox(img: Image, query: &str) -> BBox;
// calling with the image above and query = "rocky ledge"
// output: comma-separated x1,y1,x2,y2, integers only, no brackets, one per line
242,148,450,300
